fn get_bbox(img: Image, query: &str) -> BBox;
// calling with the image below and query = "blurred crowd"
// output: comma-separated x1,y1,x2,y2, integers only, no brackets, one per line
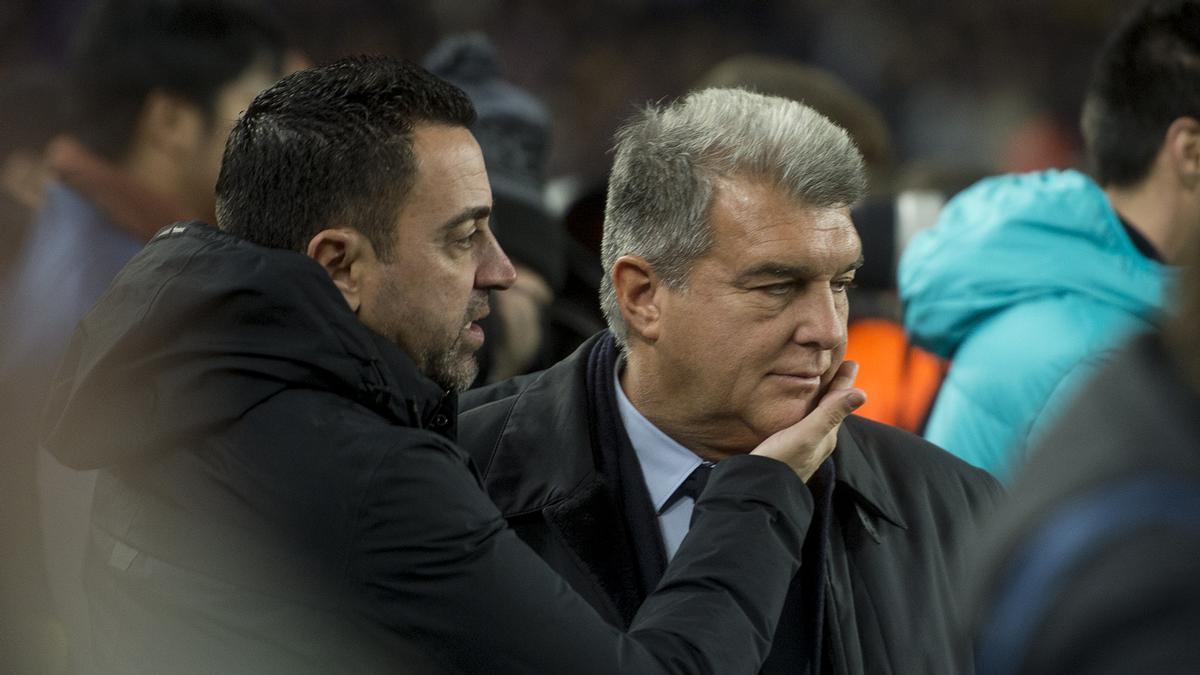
1,0,1198,673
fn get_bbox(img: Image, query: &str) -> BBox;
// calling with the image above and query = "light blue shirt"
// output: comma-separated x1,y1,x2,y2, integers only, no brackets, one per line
613,365,704,560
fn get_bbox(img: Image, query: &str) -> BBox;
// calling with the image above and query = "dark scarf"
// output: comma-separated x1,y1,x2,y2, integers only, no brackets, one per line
587,333,836,672
584,333,669,604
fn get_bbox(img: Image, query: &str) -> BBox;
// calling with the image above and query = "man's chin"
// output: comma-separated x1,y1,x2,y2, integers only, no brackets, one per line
428,351,478,393
760,399,820,435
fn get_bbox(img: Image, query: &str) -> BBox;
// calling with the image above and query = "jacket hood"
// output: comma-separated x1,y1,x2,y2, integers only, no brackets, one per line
41,222,448,469
898,169,1173,356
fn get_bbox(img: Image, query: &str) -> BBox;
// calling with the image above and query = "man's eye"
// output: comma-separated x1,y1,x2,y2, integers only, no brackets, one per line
758,283,793,297
454,230,480,249
831,278,858,293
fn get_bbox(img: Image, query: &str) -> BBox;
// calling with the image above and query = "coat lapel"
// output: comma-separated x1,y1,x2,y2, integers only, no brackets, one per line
467,334,646,627
542,475,646,626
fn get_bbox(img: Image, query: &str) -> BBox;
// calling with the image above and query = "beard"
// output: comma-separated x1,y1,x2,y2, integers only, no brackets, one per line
425,332,477,393
420,292,489,393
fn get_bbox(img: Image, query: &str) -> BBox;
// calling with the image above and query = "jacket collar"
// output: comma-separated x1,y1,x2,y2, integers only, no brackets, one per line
470,334,603,516
834,420,909,531
464,333,640,624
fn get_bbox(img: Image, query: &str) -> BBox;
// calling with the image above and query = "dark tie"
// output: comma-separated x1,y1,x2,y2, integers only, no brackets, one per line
660,461,715,514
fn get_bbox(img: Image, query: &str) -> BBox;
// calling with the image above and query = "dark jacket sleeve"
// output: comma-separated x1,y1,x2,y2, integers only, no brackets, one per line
1015,528,1200,674
349,434,812,674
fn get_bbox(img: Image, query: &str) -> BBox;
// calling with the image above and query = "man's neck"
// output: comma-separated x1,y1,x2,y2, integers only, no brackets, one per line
1105,178,1192,265
618,354,751,463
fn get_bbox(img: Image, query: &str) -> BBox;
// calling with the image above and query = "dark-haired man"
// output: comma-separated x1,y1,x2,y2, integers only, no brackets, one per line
0,1,286,669
41,56,865,672
899,0,1196,480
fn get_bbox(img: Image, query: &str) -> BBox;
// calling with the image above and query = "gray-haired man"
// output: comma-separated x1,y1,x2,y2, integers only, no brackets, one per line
461,88,1003,674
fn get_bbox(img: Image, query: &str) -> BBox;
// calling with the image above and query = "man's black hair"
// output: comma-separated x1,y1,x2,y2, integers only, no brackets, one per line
1083,0,1200,187
215,56,476,259
66,0,286,163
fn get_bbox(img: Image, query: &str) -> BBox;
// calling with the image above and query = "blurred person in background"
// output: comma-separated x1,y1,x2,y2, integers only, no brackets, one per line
0,0,287,669
697,54,895,196
426,33,566,384
0,67,63,277
964,216,1200,675
551,182,611,361
264,0,439,66
697,54,948,434
0,63,65,675
41,55,866,673
460,89,1002,675
899,0,1196,480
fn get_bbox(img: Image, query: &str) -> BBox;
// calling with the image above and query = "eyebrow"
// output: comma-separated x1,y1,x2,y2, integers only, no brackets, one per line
735,255,865,285
439,205,492,233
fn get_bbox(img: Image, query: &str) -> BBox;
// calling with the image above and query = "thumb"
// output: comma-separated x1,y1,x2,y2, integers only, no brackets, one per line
807,384,867,438
810,360,866,433
757,361,866,455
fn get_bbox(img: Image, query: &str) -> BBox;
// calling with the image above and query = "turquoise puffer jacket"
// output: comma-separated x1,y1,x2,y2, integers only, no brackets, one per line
899,169,1173,480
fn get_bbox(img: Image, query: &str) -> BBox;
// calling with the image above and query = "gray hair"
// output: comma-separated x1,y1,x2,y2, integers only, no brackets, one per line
600,87,867,348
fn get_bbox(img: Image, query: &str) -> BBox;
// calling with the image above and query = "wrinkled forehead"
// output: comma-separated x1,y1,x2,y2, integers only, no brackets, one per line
705,177,861,274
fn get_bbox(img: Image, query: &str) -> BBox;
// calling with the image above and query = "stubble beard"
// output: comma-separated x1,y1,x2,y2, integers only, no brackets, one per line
422,294,489,393
426,333,478,393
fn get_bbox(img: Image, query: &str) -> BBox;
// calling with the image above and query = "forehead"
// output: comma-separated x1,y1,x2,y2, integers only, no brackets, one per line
411,124,489,191
705,176,860,273
402,124,491,221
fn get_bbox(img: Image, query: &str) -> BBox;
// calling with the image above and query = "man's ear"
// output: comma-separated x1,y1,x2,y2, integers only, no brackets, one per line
612,255,664,342
307,228,375,312
137,89,206,158
1167,116,1200,187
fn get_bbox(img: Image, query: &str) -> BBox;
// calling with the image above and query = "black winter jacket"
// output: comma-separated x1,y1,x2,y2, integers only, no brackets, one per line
42,223,821,674
461,333,1004,674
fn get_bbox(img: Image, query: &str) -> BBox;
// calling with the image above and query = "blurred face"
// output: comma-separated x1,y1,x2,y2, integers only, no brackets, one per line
636,176,861,457
185,59,282,222
359,124,516,392
489,264,554,382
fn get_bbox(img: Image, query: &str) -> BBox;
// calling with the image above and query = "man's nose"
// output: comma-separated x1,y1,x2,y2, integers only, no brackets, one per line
477,234,517,291
791,287,846,350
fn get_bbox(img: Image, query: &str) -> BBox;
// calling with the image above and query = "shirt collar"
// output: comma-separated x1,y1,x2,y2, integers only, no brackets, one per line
613,362,704,514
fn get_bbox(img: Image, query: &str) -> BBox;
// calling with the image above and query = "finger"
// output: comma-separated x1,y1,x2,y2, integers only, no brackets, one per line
826,360,859,393
764,382,865,456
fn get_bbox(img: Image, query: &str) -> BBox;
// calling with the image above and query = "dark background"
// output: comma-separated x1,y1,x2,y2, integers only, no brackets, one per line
1,0,1134,186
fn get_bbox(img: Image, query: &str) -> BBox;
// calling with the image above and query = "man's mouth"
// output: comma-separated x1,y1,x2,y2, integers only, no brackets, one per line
463,309,489,346
769,372,823,387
